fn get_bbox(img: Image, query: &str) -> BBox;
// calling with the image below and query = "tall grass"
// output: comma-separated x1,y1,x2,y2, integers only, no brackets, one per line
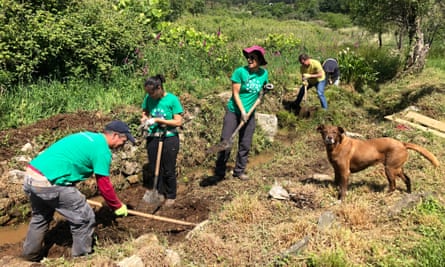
0,76,144,129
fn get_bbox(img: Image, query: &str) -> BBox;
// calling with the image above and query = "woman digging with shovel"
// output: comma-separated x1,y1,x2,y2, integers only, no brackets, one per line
141,74,183,207
203,45,269,186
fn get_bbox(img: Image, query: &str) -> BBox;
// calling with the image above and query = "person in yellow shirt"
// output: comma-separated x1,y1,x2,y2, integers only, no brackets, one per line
292,53,327,113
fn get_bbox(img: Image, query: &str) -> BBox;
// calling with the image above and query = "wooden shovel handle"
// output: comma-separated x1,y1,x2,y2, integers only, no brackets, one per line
87,199,197,227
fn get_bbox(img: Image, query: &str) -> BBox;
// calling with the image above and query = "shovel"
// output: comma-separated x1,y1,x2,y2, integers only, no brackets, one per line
298,81,311,118
142,129,165,205
206,83,274,154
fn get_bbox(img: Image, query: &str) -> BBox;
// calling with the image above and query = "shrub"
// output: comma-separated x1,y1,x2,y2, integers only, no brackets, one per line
360,46,402,83
0,0,152,89
337,47,378,92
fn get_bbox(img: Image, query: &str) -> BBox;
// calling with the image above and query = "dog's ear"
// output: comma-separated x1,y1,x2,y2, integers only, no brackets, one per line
338,126,345,134
316,124,324,133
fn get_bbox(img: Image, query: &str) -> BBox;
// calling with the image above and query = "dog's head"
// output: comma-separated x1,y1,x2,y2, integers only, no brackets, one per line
316,124,345,146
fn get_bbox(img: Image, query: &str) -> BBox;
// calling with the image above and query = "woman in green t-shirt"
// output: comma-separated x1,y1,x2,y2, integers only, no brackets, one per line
213,45,269,181
141,74,183,206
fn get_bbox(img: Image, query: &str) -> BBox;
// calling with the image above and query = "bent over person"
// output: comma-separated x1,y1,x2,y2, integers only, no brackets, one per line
323,58,340,86
22,120,134,262
292,53,327,112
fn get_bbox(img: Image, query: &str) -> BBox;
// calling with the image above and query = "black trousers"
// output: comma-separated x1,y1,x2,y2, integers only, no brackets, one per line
215,110,256,177
144,135,179,199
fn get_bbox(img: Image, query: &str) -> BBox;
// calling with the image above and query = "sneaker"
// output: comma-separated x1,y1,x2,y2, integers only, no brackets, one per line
233,173,249,180
164,199,175,207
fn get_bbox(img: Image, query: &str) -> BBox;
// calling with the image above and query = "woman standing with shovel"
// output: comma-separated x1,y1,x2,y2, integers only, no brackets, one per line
207,45,269,184
141,74,183,207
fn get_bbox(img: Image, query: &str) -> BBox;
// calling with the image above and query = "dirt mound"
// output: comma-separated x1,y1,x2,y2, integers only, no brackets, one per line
0,111,217,260
0,111,111,161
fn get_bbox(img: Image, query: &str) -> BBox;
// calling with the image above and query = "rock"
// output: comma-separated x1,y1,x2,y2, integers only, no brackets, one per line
281,236,309,256
118,255,144,267
122,161,140,176
133,233,159,249
126,174,140,185
317,211,336,231
389,192,431,216
186,219,209,240
165,249,181,266
256,113,278,141
268,182,290,200
8,170,26,185
20,143,33,152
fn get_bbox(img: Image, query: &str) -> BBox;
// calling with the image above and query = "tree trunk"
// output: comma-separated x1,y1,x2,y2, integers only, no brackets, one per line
403,17,429,75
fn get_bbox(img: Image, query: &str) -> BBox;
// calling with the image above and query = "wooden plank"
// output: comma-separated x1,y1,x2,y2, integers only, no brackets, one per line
404,111,445,133
384,115,445,138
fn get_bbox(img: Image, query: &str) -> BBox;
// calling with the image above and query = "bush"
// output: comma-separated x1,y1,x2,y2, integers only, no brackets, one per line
360,46,402,83
320,12,353,30
337,47,378,92
0,0,152,90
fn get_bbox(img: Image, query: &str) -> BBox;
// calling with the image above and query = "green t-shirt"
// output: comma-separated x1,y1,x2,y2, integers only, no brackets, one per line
141,92,183,137
30,132,111,185
227,66,269,114
300,59,326,85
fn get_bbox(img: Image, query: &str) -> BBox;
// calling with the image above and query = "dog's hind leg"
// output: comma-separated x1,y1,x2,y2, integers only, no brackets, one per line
384,167,398,193
398,169,411,193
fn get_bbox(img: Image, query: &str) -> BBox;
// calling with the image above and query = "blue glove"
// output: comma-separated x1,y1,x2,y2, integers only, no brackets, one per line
114,204,128,216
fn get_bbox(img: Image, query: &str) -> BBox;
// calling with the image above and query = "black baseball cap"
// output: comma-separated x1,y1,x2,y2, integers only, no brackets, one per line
105,120,135,144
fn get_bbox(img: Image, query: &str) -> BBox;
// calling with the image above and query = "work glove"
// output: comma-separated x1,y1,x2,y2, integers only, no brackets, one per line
144,118,155,127
114,204,128,216
302,73,311,79
302,80,309,87
241,111,249,122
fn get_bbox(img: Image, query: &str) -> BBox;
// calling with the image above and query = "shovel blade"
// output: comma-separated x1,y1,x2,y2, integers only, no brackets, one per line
142,190,164,205
205,139,233,155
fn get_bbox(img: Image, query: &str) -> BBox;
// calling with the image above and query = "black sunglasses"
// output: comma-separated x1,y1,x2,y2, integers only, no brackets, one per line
247,54,258,61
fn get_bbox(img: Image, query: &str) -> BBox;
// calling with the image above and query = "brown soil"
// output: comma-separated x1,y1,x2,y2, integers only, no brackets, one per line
0,112,217,260
0,110,332,262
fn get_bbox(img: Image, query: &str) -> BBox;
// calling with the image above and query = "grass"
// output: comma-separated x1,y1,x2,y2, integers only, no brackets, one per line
4,12,445,266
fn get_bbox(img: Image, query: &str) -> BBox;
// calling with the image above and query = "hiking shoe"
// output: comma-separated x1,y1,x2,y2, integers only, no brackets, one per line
233,173,249,180
200,175,224,187
164,199,175,207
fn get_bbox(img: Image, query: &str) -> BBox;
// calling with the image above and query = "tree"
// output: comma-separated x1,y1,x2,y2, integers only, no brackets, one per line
348,0,439,75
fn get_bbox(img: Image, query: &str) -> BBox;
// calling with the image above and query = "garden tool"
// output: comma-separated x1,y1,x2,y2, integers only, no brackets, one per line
87,199,197,226
206,83,274,154
142,128,166,205
298,80,311,118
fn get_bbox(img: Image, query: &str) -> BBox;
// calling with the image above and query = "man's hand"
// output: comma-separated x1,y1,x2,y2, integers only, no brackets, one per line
302,73,311,80
302,80,309,87
241,111,249,122
114,204,128,216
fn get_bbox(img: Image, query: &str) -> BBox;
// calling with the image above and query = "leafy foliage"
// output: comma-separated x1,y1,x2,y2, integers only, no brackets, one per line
0,0,165,89
337,47,378,91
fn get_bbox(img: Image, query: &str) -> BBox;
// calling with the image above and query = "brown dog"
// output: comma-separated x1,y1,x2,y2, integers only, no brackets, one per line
317,124,440,201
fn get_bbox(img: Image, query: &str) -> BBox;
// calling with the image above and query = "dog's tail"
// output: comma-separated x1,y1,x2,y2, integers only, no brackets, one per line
404,143,440,167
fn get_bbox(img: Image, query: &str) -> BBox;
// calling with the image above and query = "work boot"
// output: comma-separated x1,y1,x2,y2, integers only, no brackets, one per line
199,175,224,187
233,173,249,181
290,102,301,115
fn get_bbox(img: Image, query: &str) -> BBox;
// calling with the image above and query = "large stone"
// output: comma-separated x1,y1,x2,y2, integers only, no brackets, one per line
256,113,278,141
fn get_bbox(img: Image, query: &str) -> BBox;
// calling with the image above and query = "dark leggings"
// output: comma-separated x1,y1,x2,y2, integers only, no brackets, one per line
215,110,256,177
144,135,179,199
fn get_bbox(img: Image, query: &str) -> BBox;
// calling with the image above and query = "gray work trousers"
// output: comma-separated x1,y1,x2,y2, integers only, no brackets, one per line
215,110,256,177
22,175,95,261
